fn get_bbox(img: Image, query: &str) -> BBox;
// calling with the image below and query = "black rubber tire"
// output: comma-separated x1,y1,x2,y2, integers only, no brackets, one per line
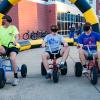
53,70,59,83
60,62,67,75
41,62,47,75
21,64,27,78
30,34,36,40
75,62,82,77
90,67,98,85
23,33,29,40
0,68,6,88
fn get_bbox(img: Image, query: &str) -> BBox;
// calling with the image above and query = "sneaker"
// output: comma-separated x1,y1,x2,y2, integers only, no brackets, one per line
12,78,19,86
60,62,65,69
82,67,88,74
45,73,51,79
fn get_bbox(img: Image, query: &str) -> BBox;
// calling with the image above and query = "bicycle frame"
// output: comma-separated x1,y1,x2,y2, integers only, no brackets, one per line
51,53,59,71
0,56,20,72
83,45,98,70
47,42,60,71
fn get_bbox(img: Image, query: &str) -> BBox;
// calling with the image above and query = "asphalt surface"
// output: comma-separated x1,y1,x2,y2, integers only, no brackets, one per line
0,46,100,100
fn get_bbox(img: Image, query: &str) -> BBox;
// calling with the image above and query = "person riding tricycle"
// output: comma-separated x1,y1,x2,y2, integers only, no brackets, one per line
41,25,70,83
75,22,100,85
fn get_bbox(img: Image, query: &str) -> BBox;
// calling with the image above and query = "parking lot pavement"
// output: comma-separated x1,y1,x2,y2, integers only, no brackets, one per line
0,46,100,100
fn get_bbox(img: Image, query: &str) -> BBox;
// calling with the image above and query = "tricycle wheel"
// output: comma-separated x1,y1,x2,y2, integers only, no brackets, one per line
90,67,98,85
21,64,27,78
41,62,47,75
53,70,59,83
75,62,82,77
0,68,6,88
60,62,67,75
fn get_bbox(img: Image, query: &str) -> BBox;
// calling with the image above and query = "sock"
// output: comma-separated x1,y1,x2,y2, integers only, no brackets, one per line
14,73,18,78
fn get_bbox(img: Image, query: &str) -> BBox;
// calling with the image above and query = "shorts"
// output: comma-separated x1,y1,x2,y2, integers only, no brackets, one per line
83,49,98,58
84,50,97,55
2,45,19,56
46,50,61,59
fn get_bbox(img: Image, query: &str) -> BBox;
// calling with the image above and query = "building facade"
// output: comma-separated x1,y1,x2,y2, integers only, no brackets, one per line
8,0,85,37
96,0,100,16
96,0,100,22
87,0,96,12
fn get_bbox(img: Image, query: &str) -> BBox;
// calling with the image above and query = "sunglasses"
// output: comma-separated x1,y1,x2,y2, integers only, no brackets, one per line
2,19,7,22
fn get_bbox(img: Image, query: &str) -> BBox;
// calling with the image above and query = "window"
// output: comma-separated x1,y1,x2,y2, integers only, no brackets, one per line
57,13,60,20
57,12,85,36
56,0,65,3
61,0,65,2
98,0,100,3
61,13,64,21
89,0,93,4
67,13,71,21
98,10,100,16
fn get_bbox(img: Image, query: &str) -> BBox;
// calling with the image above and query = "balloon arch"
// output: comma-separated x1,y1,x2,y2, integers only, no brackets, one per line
0,0,99,32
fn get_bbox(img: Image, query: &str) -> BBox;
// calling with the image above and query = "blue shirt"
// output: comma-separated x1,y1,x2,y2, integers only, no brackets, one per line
78,31,100,51
44,34,65,52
